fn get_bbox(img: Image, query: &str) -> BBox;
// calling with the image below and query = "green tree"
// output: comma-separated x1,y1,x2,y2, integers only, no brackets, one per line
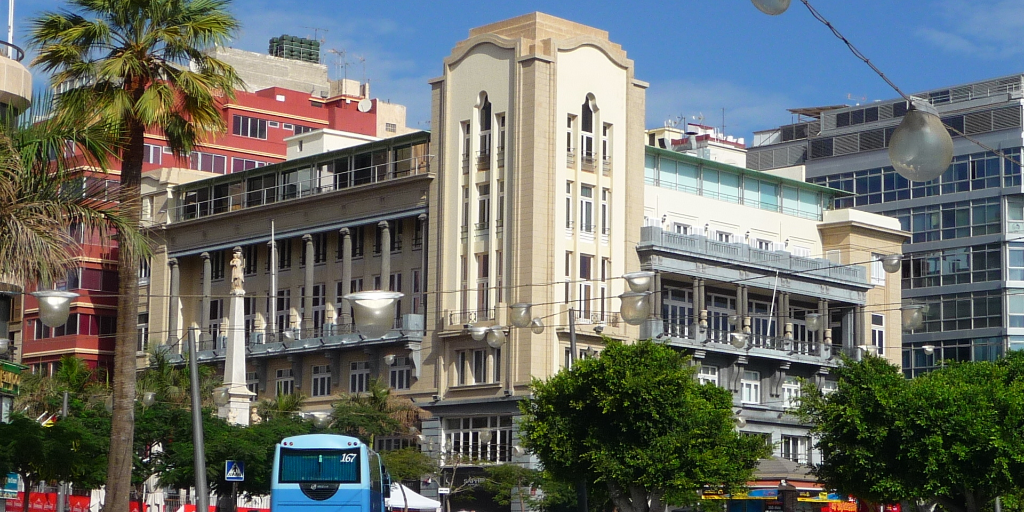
382,448,439,512
29,2,243,510
519,340,770,512
0,99,141,286
330,378,424,444
481,464,542,512
799,352,1024,512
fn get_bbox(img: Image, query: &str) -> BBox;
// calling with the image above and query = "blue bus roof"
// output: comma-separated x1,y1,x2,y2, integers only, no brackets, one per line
279,433,365,449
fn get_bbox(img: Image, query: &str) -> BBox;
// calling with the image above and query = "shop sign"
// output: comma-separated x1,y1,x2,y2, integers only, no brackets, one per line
1,474,17,500
0,362,23,395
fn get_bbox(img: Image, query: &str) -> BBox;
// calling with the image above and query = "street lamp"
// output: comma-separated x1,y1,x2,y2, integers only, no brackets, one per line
508,303,533,328
529,318,545,334
804,313,822,332
619,292,652,326
752,0,955,183
485,327,506,349
31,290,78,327
468,326,489,342
0,338,9,354
344,291,404,339
623,271,655,293
901,304,926,332
881,254,903,274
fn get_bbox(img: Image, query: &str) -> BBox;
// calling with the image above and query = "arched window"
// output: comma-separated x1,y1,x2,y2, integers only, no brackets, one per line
480,94,492,131
581,98,593,134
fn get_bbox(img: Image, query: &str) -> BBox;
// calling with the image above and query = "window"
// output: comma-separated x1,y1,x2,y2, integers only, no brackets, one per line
310,284,326,334
276,368,294,396
189,151,227,173
244,297,257,340
385,123,397,133
138,258,151,284
871,314,885,355
822,380,838,394
311,365,331,397
412,269,423,314
144,144,162,165
476,254,489,313
351,226,365,257
698,365,719,386
231,157,268,173
209,299,224,346
579,255,593,317
741,371,760,404
246,372,259,401
209,250,225,280
477,184,490,228
443,415,514,463
456,349,498,386
350,361,370,393
278,239,292,269
293,125,314,135
672,223,690,235
374,220,402,254
580,185,594,232
243,245,258,275
232,115,268,139
716,231,734,243
780,435,810,464
389,356,411,390
601,189,610,236
275,290,291,333
871,253,886,286
565,181,573,229
136,313,149,352
755,239,774,251
782,376,801,408
301,233,328,265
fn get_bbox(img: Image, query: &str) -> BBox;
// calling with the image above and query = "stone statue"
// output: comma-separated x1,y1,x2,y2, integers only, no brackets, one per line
230,247,244,293
250,408,262,424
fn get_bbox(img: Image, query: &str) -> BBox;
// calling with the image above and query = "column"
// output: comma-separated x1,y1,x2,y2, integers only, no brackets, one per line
379,221,391,289
302,234,314,337
200,252,211,343
855,305,866,359
339,228,352,328
166,258,180,345
218,247,253,426
268,240,277,339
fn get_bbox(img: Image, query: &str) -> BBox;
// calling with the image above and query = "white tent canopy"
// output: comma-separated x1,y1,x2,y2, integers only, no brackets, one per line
386,484,441,511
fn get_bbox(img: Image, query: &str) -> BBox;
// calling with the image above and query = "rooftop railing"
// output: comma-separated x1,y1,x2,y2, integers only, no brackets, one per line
171,155,430,222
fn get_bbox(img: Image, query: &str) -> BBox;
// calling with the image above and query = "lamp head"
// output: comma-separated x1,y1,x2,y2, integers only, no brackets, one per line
0,338,8,354
214,387,230,406
922,344,935,356
468,325,489,342
888,100,954,183
344,291,403,339
384,354,396,366
751,0,791,15
805,313,822,332
142,391,156,408
478,430,493,444
901,304,925,331
509,303,533,328
529,318,545,335
729,332,749,349
881,254,902,274
619,292,652,325
31,290,78,328
486,327,506,349
622,271,656,293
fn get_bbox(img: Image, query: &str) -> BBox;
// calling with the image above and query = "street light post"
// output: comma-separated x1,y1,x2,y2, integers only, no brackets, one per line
187,327,209,512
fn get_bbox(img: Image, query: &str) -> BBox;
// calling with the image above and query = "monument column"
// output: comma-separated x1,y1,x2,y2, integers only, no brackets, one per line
217,247,254,425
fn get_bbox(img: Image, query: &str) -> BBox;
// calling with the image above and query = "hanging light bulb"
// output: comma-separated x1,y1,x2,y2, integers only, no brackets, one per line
31,290,78,328
881,254,902,274
509,303,533,328
213,387,230,406
468,326,489,342
0,338,9,354
622,271,655,293
619,292,651,326
486,327,506,349
805,313,822,332
888,100,953,183
751,0,791,15
530,318,545,334
901,304,925,331
478,430,493,444
142,392,156,408
344,291,403,339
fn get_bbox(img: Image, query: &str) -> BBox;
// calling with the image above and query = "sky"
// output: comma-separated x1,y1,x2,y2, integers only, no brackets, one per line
10,0,1024,144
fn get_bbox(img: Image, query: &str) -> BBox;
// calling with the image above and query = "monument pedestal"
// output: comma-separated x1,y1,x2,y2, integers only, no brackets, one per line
218,287,254,425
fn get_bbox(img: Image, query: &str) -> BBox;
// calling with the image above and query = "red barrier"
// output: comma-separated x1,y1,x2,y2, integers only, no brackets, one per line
4,493,90,512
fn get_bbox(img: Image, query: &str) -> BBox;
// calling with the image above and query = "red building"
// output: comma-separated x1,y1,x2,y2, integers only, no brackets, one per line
21,74,407,374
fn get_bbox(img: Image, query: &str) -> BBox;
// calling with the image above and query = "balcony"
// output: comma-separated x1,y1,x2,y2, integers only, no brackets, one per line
602,156,611,176
661,321,834,364
496,148,505,168
638,227,868,289
566,149,576,168
581,152,596,172
171,154,431,223
448,308,496,326
477,150,490,170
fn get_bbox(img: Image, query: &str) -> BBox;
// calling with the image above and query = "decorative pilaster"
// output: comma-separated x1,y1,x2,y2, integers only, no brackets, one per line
166,258,180,345
379,221,391,288
302,234,314,336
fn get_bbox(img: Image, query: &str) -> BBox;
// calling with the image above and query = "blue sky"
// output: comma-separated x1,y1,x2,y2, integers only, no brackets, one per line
11,0,1024,143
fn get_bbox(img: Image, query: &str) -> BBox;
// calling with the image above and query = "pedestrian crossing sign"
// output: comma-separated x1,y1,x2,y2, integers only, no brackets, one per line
225,460,244,482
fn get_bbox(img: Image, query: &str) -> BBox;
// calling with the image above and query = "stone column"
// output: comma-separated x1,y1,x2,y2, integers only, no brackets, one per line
200,252,211,343
166,258,180,345
379,221,391,289
339,228,352,328
302,234,314,337
855,305,866,359
268,240,277,339
218,247,254,426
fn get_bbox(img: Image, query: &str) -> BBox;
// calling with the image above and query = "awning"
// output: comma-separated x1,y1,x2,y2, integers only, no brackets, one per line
386,484,441,511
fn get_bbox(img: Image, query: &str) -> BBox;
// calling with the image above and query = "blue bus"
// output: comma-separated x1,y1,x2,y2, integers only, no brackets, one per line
271,434,390,512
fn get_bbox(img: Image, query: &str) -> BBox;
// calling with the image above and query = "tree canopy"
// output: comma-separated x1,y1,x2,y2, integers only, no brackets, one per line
799,352,1024,512
519,340,769,512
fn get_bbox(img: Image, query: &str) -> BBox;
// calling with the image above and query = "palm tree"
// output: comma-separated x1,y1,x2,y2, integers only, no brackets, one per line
30,2,243,508
0,102,140,286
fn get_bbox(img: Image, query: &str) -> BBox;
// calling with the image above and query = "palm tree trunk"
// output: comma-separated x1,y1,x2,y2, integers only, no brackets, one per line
106,116,145,512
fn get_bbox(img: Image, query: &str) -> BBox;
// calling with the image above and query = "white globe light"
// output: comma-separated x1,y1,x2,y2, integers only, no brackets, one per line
344,291,403,339
311,412,332,428
0,338,9,354
619,292,651,326
486,327,506,349
31,290,78,328
881,254,902,274
805,313,822,332
142,391,156,407
888,104,954,183
468,326,489,342
901,304,925,331
213,387,230,406
751,0,791,15
530,318,545,334
478,430,493,444
622,271,655,293
384,354,396,366
509,303,533,328
729,333,749,349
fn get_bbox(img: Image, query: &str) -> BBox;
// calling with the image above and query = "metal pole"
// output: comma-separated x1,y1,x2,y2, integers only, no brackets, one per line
568,307,577,368
269,220,277,342
187,328,209,512
56,392,68,512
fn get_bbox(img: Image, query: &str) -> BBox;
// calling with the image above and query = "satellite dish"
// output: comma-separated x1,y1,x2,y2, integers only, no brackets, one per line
357,99,372,113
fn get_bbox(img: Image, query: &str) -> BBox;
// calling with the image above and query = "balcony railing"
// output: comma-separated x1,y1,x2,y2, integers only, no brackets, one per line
448,308,496,326
581,152,596,172
602,156,611,176
575,311,620,327
172,155,430,222
566,149,576,167
496,148,505,167
477,150,490,170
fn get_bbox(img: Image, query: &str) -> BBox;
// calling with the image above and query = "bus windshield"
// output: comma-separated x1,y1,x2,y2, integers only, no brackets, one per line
278,448,361,484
